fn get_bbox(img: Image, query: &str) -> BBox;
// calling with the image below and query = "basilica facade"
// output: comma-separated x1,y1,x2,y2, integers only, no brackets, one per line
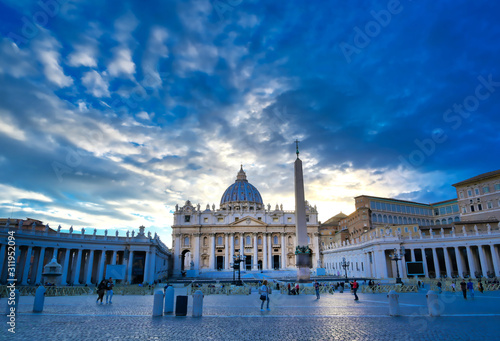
171,167,320,275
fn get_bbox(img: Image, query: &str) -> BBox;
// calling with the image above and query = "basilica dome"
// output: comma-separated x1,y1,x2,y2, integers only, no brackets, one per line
220,166,263,210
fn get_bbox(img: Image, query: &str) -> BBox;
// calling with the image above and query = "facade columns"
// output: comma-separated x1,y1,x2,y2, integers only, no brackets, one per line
210,234,216,270
490,245,500,276
263,233,268,270
52,248,59,262
281,233,286,269
466,246,477,278
313,232,320,268
73,249,83,284
35,247,46,284
410,248,416,262
144,251,151,284
421,248,429,278
174,234,181,274
239,233,244,271
454,247,465,278
21,246,33,285
61,249,71,285
111,251,117,265
267,234,272,269
253,233,258,270
432,248,440,278
127,250,134,283
193,233,200,270
97,250,106,282
230,233,234,261
443,247,453,278
225,233,230,270
477,245,489,278
376,250,388,278
86,250,95,285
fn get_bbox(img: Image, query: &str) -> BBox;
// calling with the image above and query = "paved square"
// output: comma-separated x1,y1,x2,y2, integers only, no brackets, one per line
2,289,499,340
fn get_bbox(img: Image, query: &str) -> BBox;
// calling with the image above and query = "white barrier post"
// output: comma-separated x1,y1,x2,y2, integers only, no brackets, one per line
164,286,175,314
192,290,204,317
387,290,400,316
33,286,46,312
152,290,164,316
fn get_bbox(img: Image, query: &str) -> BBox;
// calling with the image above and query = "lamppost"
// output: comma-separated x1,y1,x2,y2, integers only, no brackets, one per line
231,253,245,286
341,257,350,281
390,247,405,284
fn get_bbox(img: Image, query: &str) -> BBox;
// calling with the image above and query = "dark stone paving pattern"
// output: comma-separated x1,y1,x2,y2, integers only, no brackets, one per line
1,290,499,340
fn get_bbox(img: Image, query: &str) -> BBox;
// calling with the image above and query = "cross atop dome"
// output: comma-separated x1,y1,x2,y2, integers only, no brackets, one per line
236,164,247,181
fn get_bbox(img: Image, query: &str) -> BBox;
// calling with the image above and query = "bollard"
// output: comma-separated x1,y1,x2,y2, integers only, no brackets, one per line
152,290,164,317
192,290,204,317
164,286,175,314
33,286,46,313
426,290,441,317
387,290,400,316
6,289,20,314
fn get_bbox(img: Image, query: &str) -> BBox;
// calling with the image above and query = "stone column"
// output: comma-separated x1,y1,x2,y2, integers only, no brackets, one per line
0,244,5,279
410,248,415,262
239,233,244,272
432,248,440,278
281,233,286,270
210,233,216,270
466,246,477,278
400,252,407,279
52,248,59,262
98,250,106,282
454,247,465,278
313,232,320,268
443,247,453,278
421,248,429,278
263,233,268,270
477,245,489,278
85,250,95,285
194,233,200,270
127,250,134,283
21,246,33,285
375,250,388,278
225,233,230,270
73,249,83,284
253,233,258,270
174,233,181,274
230,233,234,262
143,251,151,284
490,245,500,276
111,251,117,265
294,154,311,281
267,234,272,269
61,249,71,285
35,247,46,284
149,251,156,283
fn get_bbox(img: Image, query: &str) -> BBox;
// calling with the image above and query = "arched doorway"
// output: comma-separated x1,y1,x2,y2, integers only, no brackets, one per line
181,250,191,271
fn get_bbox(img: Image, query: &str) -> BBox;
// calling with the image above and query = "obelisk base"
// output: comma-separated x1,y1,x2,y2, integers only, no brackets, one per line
296,253,312,282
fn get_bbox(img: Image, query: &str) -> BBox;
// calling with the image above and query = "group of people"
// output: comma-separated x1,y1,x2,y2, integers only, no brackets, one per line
96,277,114,304
287,282,302,295
459,279,484,299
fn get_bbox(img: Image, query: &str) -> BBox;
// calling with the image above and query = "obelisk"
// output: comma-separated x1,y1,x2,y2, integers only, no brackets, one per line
294,140,311,282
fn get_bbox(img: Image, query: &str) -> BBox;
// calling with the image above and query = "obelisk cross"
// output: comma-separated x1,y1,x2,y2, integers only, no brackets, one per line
295,139,300,158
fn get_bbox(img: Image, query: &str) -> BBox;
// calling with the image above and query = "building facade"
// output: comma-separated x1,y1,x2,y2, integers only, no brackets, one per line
171,167,320,275
0,218,171,285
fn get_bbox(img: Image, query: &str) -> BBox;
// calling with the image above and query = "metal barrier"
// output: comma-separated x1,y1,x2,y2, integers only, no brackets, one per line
362,285,418,293
0,286,93,297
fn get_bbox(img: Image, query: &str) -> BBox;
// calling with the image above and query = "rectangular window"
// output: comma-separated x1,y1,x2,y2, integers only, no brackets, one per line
460,192,464,198
452,204,459,213
475,188,480,195
468,190,472,197
483,186,490,193
487,202,493,209
273,218,279,222
306,215,310,222
184,215,191,222
439,207,446,215
446,206,452,214
478,204,482,211
204,218,208,223
404,227,408,232
414,226,418,232
470,205,475,212
287,217,292,222
462,207,466,213
495,184,500,191
218,218,223,222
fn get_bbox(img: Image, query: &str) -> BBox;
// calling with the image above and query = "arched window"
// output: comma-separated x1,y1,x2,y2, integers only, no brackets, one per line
436,220,441,225
388,215,393,224
447,217,453,224
383,215,388,223
441,219,446,225
184,236,190,246
398,216,403,224
273,236,278,244
454,216,460,222
377,214,382,222
403,217,408,224
372,214,377,222
246,236,251,245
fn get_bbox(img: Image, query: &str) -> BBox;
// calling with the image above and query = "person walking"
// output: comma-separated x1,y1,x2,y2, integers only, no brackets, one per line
96,279,106,305
467,279,475,299
314,280,320,299
295,283,300,296
478,281,484,294
437,281,442,294
287,283,291,295
352,279,359,301
451,281,456,292
259,279,270,311
460,280,467,299
105,277,114,304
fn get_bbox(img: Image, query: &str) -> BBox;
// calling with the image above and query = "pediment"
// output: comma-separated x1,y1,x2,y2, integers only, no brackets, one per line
229,216,266,227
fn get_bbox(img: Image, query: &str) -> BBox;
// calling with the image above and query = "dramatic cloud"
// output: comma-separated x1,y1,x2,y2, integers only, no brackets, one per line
0,0,498,247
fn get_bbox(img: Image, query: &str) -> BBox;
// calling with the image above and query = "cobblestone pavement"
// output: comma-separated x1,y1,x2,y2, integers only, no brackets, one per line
1,289,499,340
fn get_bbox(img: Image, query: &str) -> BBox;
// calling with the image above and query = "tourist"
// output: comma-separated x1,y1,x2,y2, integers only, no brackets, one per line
460,280,467,299
352,279,359,301
96,279,106,305
467,279,475,299
437,281,442,294
106,277,114,304
478,281,484,294
295,283,300,295
287,283,291,295
314,280,320,299
451,281,456,292
259,279,270,311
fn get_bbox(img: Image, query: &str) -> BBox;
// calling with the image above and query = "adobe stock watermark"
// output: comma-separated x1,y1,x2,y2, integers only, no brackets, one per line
212,0,243,22
399,74,499,170
7,0,70,46
339,0,407,64
6,230,17,334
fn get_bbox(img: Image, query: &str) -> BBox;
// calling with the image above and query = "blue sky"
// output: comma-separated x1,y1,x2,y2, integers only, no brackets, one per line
0,0,499,247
